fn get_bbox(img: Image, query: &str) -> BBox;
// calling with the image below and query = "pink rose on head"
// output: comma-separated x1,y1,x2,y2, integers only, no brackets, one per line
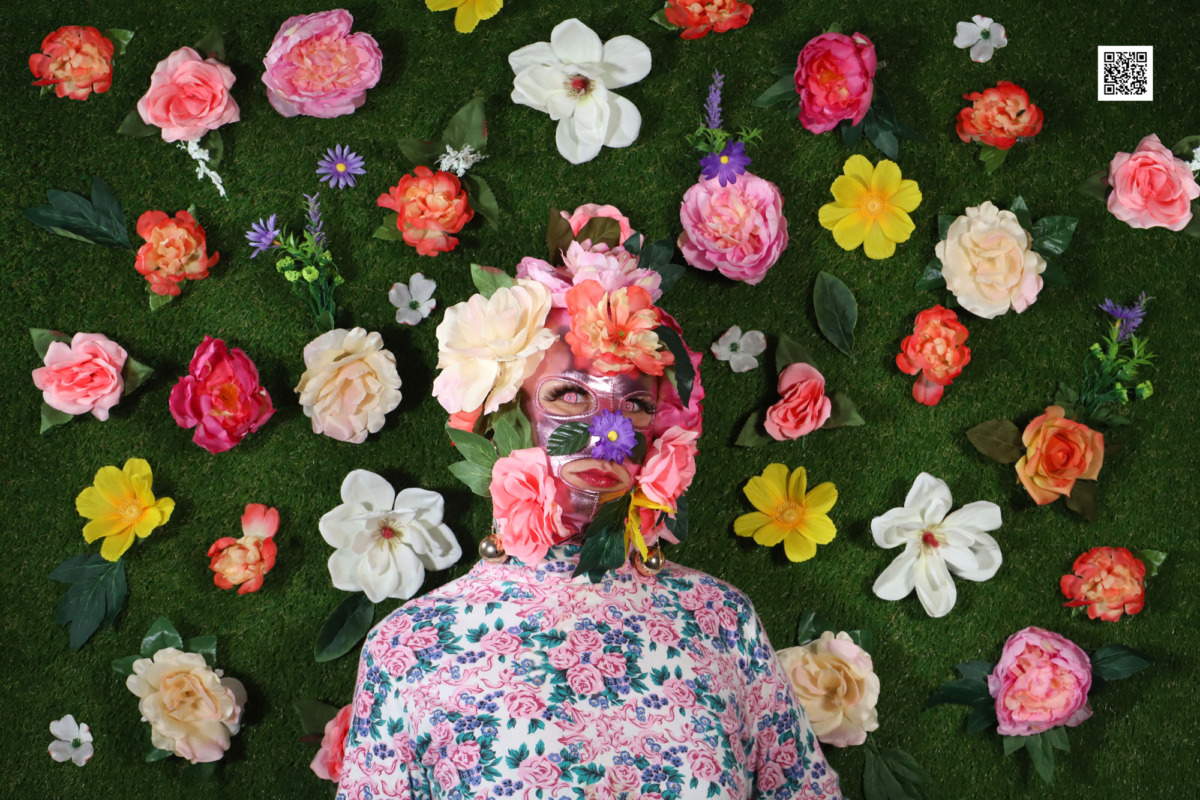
764,363,832,440
309,703,352,782
652,312,706,440
519,755,562,789
262,9,381,118
517,241,662,309
169,337,274,454
678,172,789,285
639,425,699,509
32,333,127,420
1106,134,1200,231
563,204,636,245
794,32,877,134
490,447,569,564
988,626,1093,736
137,47,239,142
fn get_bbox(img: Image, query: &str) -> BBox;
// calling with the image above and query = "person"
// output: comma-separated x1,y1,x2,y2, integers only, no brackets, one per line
336,208,842,799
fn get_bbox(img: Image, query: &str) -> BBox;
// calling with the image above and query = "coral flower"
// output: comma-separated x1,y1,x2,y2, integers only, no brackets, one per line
819,155,921,259
76,458,175,561
1061,546,1146,622
564,281,673,376
426,0,503,33
208,504,279,594
734,464,837,562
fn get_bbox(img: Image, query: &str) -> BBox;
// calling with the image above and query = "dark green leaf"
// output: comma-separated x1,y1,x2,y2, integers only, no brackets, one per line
141,616,183,657
146,747,174,763
734,411,772,448
469,262,515,298
1077,170,1110,202
1054,382,1080,406
1044,726,1070,753
864,745,919,800
655,326,694,407
148,292,174,311
966,419,1025,463
1065,480,1098,522
489,403,533,449
1091,643,1151,681
840,118,863,149
40,402,74,434
1134,549,1167,578
915,258,946,292
294,698,340,736
813,272,857,357
1008,197,1033,231
1040,256,1069,286
316,309,336,332
103,28,135,56
869,128,899,160
397,139,444,168
574,217,621,250
121,356,154,396
188,761,219,782
546,207,574,263
492,418,522,457
822,391,865,429
794,610,837,646
926,676,991,709
826,22,843,34
769,63,794,77
650,8,675,29
464,174,500,226
50,555,127,649
937,215,956,241
966,706,997,733
194,27,225,62
445,425,498,469
777,334,816,369
574,496,631,582
117,108,160,137
1025,731,1055,783
978,145,1009,174
30,328,71,359
89,177,131,248
185,636,218,667
665,495,688,543
448,460,493,497
880,747,932,787
1031,216,1080,256
442,98,488,151
1002,735,1026,756
753,73,797,108
25,180,133,248
315,593,375,663
547,421,592,456
847,629,874,656
373,213,405,241
622,233,644,255
112,655,138,676
956,661,995,680
640,239,686,294
1171,135,1200,158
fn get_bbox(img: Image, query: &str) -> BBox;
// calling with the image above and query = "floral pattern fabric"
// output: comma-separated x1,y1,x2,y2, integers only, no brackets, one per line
336,541,841,799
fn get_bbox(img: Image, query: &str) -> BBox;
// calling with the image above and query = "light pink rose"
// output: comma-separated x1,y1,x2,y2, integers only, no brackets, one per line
393,732,414,762
309,704,352,782
353,690,374,722
716,607,739,631
490,447,569,564
433,758,460,791
380,646,416,679
646,617,677,645
638,425,699,509
567,629,605,655
480,630,523,657
563,204,635,244
678,172,789,285
794,32,877,134
429,721,455,750
504,684,545,719
295,328,402,444
517,241,662,309
32,332,127,420
595,652,628,679
777,632,880,748
758,762,786,792
1107,134,1200,231
608,763,641,791
775,741,799,769
663,678,695,706
519,755,563,789
988,626,1093,736
449,740,480,770
688,748,723,781
696,608,722,637
764,363,832,440
262,10,382,118
136,47,239,142
549,645,580,671
566,664,605,695
756,726,778,753
406,627,441,651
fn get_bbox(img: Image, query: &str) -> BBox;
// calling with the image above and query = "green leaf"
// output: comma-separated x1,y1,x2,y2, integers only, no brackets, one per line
880,747,932,787
1002,735,1026,756
148,292,174,311
40,84,53,97
89,178,132,248
1054,382,1080,406
1171,135,1200,158
188,761,218,782
117,108,160,137
1044,726,1070,753
574,496,631,583
141,616,183,657
185,636,218,667
574,216,621,250
40,402,74,434
103,28,135,56
655,326,694,408
650,8,675,30
1091,643,1151,681
937,215,956,241
956,661,995,680
826,22,843,34
1064,480,1098,522
926,676,991,709
442,98,488,151
966,705,998,733
448,460,493,497
777,334,816,370
445,425,498,469
547,421,592,456
869,127,899,160
315,593,375,663
24,179,133,248
753,73,797,108
1025,731,1055,783
316,309,336,332
1040,256,1069,287
915,258,946,292
1009,197,1033,231
294,698,340,736
1134,549,1167,578
30,328,71,359
821,391,865,429
665,495,689,543
639,239,686,294
146,747,174,763
966,419,1025,463
1077,169,1110,202
121,356,154,396
794,610,837,646
813,271,858,357
489,403,533,449
840,118,863,149
464,174,500,226
397,139,444,168
201,129,223,170
1031,216,1080,257
194,27,226,62
470,262,515,298
734,412,772,448
49,555,127,650
978,144,1009,174
373,213,405,241
546,207,574,263
111,655,138,676
864,744,923,800
847,629,874,656
492,418,522,457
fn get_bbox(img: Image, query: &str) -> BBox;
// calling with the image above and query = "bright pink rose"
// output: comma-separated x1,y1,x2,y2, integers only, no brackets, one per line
519,755,562,789
490,447,568,564
504,684,545,719
678,172,789,285
567,664,605,696
794,32,877,134
988,626,1093,736
169,337,274,454
32,333,127,420
479,630,523,657
262,10,382,118
1106,134,1200,231
309,704,352,782
137,47,239,142
639,425,699,509
688,748,722,781
563,204,635,245
758,762,786,792
764,363,832,440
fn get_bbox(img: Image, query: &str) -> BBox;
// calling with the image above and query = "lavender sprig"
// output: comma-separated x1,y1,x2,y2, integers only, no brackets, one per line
1099,292,1152,341
304,193,327,251
704,70,724,130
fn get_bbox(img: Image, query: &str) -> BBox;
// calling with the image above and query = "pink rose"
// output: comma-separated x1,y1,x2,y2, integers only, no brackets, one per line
756,726,778,753
646,617,677,645
696,608,722,637
764,363,832,441
688,748,723,781
32,333,127,420
663,678,694,706
988,626,1093,736
794,32,877,134
566,664,605,696
638,425,699,509
490,447,569,564
1106,134,1200,231
429,721,455,750
775,741,799,769
406,627,441,651
678,172,789,285
608,763,641,790
353,689,374,722
517,241,662,309
549,645,580,671
380,647,416,679
758,762,786,792
309,704,352,782
449,740,480,770
433,758,460,791
567,629,605,655
137,47,239,142
504,684,545,719
519,755,562,789
262,10,382,118
169,337,274,454
563,204,635,245
595,652,628,679
479,630,522,656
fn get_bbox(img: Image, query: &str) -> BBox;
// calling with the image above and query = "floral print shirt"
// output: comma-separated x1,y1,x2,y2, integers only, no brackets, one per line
336,542,841,799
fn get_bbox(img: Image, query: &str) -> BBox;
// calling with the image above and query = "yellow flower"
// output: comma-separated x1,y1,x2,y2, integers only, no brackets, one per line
425,0,503,34
625,490,673,559
819,155,922,260
75,458,175,561
734,464,837,562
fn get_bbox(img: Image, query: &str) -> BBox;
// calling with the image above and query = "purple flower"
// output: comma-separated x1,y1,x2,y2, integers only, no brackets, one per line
589,411,637,462
704,70,724,131
700,141,751,186
304,192,327,250
1099,292,1152,341
245,214,281,259
317,145,366,190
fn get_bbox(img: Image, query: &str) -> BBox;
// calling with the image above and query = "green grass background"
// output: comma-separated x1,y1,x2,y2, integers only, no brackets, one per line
2,0,1198,797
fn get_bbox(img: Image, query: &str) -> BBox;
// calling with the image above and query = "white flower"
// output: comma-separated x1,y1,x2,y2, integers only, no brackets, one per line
49,715,93,766
389,273,438,326
436,144,486,178
320,470,462,603
509,18,651,164
871,473,1002,618
953,15,1008,63
710,326,766,373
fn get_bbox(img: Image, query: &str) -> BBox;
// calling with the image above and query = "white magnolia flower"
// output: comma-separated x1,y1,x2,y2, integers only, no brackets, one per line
389,273,438,326
953,15,1008,63
320,470,462,603
871,473,1002,618
49,715,93,766
710,326,767,373
509,18,651,164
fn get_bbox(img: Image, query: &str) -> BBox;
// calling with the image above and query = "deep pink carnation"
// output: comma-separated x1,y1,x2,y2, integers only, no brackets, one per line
794,32,876,134
169,337,274,454
262,10,382,118
678,172,789,285
988,626,1093,736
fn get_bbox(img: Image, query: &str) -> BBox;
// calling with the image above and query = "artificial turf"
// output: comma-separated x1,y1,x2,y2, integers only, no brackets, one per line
2,0,1198,797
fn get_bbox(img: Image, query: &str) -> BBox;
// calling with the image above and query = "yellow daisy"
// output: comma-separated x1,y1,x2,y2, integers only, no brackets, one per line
819,154,922,260
425,0,503,34
734,464,837,563
75,458,175,561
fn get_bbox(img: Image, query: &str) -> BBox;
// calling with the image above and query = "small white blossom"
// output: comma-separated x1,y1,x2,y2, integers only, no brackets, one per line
177,140,227,199
1187,148,1200,173
49,715,93,766
388,273,438,326
711,326,767,373
436,144,487,178
953,15,1008,63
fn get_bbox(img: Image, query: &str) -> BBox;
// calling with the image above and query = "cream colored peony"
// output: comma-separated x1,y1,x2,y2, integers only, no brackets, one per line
295,328,403,444
125,648,246,763
936,201,1045,319
776,631,880,747
433,279,557,415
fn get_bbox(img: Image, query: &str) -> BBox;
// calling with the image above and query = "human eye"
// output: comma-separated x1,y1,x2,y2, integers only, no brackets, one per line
539,380,594,416
620,395,657,429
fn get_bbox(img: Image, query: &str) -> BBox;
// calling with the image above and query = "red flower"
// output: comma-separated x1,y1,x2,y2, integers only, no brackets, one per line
1061,547,1145,621
376,167,473,257
169,337,275,453
310,704,353,781
664,0,753,40
134,210,219,296
208,504,279,594
956,81,1043,150
896,305,971,406
29,26,113,100
564,280,673,376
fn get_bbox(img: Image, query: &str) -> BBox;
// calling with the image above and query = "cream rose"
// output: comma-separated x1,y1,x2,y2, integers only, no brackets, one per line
125,648,246,763
776,631,880,747
936,201,1046,319
295,328,403,444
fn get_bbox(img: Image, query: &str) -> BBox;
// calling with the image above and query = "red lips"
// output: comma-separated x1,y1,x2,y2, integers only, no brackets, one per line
572,469,622,489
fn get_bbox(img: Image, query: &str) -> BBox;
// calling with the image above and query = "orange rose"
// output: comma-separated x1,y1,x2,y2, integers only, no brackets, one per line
134,210,219,296
956,81,1043,150
1016,406,1104,505
208,504,279,594
29,26,113,100
377,167,474,257
564,280,673,376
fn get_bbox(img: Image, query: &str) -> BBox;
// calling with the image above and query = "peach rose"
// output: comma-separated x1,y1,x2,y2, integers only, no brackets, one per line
29,26,113,100
134,210,219,297
937,201,1046,319
564,281,673,376
988,627,1092,736
309,704,352,782
794,32,876,134
137,47,240,142
32,333,127,420
262,10,382,118
377,167,474,257
777,631,880,747
764,362,832,440
208,504,279,594
490,447,568,564
1060,546,1146,622
1106,134,1200,231
1016,406,1104,505
956,81,1043,150
678,172,789,285
295,328,403,444
895,306,971,406
638,425,699,509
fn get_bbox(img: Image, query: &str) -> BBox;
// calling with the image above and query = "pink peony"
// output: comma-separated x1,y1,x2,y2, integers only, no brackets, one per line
262,10,382,118
563,204,635,245
794,32,877,134
517,241,662,309
32,333,127,420
988,626,1093,736
764,363,832,440
309,704,352,782
136,47,239,142
638,425,699,509
678,172,788,285
490,447,568,563
1106,134,1200,231
169,337,274,454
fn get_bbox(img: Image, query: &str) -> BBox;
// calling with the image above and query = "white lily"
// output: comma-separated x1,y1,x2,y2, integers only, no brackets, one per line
49,715,93,766
871,473,1002,618
320,470,461,603
711,326,767,373
953,15,1008,63
509,18,651,164
389,273,437,326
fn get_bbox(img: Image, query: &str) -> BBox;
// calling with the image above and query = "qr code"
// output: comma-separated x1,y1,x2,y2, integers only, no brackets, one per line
1098,46,1153,101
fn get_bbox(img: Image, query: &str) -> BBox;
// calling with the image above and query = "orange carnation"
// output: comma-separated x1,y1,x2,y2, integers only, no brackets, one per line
29,26,114,100
564,280,673,376
134,210,219,296
377,166,474,257
665,0,753,40
1016,406,1104,505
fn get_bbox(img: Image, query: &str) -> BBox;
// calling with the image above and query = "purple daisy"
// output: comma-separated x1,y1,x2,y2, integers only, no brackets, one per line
700,141,751,187
245,214,281,259
589,411,637,462
317,145,366,190
1099,292,1152,341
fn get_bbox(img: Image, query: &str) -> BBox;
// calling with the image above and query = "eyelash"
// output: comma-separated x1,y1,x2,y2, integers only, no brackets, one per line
542,387,657,415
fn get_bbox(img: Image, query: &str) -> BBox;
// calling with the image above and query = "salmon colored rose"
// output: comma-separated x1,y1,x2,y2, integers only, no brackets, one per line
490,447,568,564
896,306,971,406
32,333,127,420
310,704,352,781
665,0,753,40
134,210,219,297
678,172,789,285
956,81,1043,150
794,32,876,134
29,26,113,100
638,425,699,509
1106,134,1200,231
262,10,382,118
564,281,673,376
988,627,1092,736
169,337,274,454
1061,546,1146,622
777,631,880,747
137,47,240,142
764,363,832,441
377,167,474,257
1016,406,1104,505
208,504,279,594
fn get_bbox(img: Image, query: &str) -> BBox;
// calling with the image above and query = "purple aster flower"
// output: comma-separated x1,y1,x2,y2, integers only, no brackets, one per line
1099,292,1152,341
700,141,751,187
589,411,637,462
317,145,366,190
304,192,327,250
245,214,281,259
704,70,724,130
